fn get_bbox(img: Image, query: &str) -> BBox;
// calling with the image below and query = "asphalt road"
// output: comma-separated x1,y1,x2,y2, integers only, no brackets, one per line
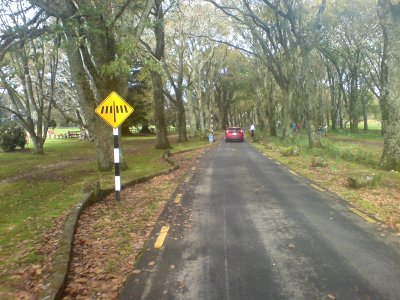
120,140,400,300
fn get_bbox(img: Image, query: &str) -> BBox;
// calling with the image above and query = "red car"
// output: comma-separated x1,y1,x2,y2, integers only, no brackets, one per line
225,127,244,142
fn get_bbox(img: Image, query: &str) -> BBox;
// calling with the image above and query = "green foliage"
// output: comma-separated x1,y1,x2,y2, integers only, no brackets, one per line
0,122,26,152
258,129,381,167
322,139,379,166
280,146,301,157
100,58,131,79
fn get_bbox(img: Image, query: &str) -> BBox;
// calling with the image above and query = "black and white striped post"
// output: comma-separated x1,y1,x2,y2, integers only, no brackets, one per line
113,127,121,201
209,111,214,143
211,111,214,135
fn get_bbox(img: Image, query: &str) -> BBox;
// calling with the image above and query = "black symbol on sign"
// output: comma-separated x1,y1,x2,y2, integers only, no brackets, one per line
100,102,129,122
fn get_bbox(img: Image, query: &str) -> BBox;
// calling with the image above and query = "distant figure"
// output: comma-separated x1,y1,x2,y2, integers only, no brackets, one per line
324,124,328,136
250,124,255,137
318,125,323,137
296,123,301,133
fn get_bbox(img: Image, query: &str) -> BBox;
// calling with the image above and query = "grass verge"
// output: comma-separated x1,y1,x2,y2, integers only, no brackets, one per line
0,135,210,294
251,130,400,233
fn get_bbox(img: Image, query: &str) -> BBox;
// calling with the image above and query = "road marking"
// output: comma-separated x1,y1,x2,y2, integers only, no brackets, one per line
184,176,190,183
191,167,196,171
310,184,325,192
276,162,282,166
174,193,183,204
154,224,170,249
289,170,298,176
348,208,376,224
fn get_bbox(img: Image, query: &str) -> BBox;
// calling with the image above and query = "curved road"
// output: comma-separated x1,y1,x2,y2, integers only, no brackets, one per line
120,140,400,300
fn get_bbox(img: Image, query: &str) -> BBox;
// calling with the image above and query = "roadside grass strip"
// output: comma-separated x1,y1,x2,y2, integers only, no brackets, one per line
174,193,183,204
349,207,377,224
310,183,326,192
154,224,170,249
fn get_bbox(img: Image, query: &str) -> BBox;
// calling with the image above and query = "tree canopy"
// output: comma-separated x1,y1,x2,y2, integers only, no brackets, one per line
1,0,400,170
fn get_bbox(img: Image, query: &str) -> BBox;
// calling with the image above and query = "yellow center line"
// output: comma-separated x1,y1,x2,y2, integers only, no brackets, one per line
310,183,325,192
154,224,170,249
348,208,377,224
174,193,183,204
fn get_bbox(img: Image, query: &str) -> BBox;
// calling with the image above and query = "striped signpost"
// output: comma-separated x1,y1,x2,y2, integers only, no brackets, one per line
209,111,214,143
95,91,134,201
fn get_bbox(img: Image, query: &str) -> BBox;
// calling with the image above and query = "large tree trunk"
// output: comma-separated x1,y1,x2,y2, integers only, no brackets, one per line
378,0,400,170
30,135,45,155
197,73,206,134
266,83,277,137
302,51,321,148
176,92,187,142
281,87,294,140
176,53,188,142
65,28,114,171
186,86,197,137
151,71,171,149
152,0,170,149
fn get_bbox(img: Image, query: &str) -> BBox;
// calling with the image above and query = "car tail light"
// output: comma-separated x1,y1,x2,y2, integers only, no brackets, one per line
240,129,244,133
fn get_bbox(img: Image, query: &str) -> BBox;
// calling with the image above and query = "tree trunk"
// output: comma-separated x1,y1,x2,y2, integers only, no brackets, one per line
30,135,45,155
361,94,369,131
302,50,321,147
151,71,171,149
152,0,170,150
175,52,187,142
378,0,400,170
267,91,277,137
186,86,197,137
64,28,114,171
197,73,206,134
281,87,294,140
176,92,187,142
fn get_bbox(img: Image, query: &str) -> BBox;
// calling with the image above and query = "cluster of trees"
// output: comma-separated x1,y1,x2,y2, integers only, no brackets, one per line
0,0,399,171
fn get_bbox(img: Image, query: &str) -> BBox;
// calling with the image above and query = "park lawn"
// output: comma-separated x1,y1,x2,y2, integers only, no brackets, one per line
251,131,400,233
0,135,209,291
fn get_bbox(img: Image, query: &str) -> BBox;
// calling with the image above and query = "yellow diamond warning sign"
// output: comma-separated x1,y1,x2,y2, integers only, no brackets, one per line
95,91,134,128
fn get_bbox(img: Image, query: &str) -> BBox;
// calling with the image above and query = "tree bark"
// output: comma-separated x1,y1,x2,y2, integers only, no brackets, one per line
151,70,171,149
301,50,321,147
152,0,171,149
64,27,114,171
378,0,400,170
186,85,198,137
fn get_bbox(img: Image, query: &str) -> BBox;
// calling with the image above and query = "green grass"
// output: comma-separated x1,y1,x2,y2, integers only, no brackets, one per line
252,127,400,232
0,134,209,289
358,119,382,131
258,129,382,168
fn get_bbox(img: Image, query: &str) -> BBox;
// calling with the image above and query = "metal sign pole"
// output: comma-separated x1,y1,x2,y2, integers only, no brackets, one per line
113,127,121,201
